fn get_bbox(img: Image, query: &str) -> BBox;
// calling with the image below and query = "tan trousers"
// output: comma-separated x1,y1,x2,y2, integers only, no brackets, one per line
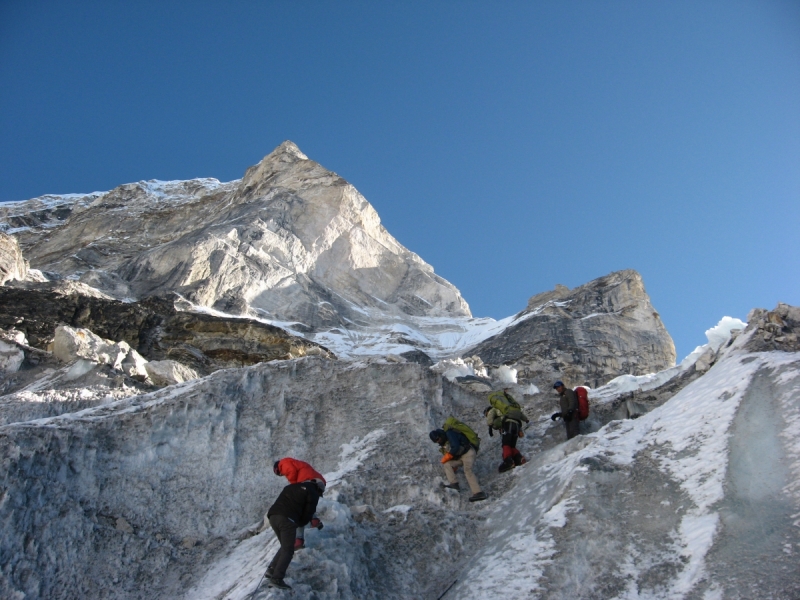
443,447,481,494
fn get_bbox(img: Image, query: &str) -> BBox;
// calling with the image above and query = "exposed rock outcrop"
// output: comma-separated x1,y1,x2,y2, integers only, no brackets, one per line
53,325,149,379
0,283,334,375
0,232,27,285
144,360,199,386
470,270,676,389
743,302,800,353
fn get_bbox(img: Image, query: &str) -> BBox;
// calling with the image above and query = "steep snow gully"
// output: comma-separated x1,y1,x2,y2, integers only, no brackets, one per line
1,316,799,599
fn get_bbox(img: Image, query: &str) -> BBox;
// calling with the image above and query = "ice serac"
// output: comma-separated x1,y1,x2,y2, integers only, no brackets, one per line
13,141,470,329
470,269,676,389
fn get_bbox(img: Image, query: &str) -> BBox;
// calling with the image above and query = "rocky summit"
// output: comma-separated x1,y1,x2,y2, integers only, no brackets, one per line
471,269,676,390
1,144,798,599
2,141,469,327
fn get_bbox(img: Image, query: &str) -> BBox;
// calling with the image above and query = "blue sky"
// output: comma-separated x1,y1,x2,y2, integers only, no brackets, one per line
1,1,798,361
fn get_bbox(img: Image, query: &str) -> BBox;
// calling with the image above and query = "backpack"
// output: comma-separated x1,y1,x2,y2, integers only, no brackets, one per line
575,386,590,421
487,390,528,423
443,417,481,453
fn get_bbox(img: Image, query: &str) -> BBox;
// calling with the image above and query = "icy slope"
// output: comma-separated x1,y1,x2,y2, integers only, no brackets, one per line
448,337,800,599
0,305,798,599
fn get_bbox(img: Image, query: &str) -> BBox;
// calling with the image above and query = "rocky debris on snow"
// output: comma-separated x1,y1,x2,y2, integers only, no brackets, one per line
470,269,676,391
0,339,24,375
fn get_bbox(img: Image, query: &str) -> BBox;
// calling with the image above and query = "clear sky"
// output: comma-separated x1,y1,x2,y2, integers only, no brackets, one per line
2,1,798,361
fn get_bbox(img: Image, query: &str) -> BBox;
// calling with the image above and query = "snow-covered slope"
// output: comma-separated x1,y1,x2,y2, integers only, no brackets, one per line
450,334,800,599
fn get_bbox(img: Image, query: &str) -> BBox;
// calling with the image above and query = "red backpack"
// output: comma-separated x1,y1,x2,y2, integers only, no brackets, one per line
575,387,590,420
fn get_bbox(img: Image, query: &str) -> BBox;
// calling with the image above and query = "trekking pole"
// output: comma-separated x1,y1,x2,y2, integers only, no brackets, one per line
437,579,457,600
247,571,267,599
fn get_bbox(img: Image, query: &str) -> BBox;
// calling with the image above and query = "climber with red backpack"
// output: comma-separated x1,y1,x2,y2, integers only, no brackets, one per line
551,381,588,440
485,388,529,472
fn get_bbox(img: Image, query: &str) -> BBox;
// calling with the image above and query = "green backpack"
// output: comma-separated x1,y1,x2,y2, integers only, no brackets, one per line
488,390,528,423
443,417,481,453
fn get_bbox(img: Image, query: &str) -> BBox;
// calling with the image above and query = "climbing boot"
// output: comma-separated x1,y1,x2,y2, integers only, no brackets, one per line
469,491,488,502
269,577,292,590
498,458,514,473
442,482,460,491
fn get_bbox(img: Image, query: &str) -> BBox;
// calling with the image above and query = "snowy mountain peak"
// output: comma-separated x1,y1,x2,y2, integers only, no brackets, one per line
240,140,314,196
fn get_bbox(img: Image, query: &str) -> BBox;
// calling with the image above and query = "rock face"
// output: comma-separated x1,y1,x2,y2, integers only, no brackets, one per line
470,270,676,389
53,325,149,379
0,233,27,285
743,302,800,353
0,283,334,375
7,142,469,329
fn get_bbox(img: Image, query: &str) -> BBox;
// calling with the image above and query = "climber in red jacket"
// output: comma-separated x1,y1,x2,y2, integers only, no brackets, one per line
273,457,327,550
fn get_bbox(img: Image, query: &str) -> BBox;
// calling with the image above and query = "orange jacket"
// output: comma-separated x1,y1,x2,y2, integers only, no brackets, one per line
276,457,326,485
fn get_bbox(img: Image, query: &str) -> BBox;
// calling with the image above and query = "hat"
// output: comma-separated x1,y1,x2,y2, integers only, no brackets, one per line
553,381,564,389
273,460,281,475
429,429,446,443
313,478,326,495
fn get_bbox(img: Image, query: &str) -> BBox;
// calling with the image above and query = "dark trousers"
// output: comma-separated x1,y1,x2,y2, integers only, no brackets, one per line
501,420,520,449
565,416,580,440
501,420,523,465
268,514,297,580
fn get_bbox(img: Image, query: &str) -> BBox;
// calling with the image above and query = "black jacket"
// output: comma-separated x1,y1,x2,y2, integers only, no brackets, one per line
267,481,320,527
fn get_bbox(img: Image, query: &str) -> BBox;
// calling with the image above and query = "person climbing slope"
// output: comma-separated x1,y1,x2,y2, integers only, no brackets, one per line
485,387,528,472
264,479,324,590
429,420,487,502
551,381,580,440
273,457,326,550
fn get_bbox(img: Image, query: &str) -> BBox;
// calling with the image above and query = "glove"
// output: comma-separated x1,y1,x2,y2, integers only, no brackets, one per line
310,518,323,530
551,412,562,421
488,426,494,437
440,452,454,464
